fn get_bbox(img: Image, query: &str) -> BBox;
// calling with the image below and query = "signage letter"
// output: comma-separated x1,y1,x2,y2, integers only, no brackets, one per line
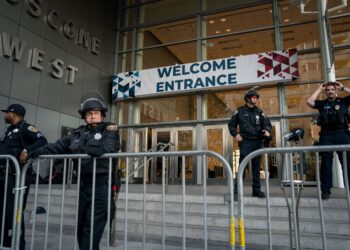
227,58,236,69
27,0,42,18
30,48,45,71
63,20,76,39
91,37,100,55
78,29,90,49
51,59,64,78
1,33,26,61
66,65,78,84
47,10,59,30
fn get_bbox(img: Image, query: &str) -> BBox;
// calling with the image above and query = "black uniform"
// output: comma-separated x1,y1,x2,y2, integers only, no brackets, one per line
313,96,350,195
31,122,120,250
228,104,272,194
0,120,47,250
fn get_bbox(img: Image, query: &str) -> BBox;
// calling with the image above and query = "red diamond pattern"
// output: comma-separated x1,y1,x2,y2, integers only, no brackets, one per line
257,49,299,80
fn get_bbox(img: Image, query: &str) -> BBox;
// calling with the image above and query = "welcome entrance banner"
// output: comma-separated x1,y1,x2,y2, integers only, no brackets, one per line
112,49,299,100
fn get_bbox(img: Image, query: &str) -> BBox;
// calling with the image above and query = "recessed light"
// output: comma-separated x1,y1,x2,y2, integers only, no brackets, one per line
209,20,215,24
283,6,288,11
226,29,231,32
221,18,226,22
284,19,290,23
215,30,220,34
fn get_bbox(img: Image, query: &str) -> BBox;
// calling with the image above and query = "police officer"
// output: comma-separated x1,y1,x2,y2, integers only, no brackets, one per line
28,92,120,250
0,103,47,250
307,81,350,200
228,89,272,198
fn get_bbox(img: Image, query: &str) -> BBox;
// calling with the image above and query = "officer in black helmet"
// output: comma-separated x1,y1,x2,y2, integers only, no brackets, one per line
307,81,350,200
228,88,272,198
28,92,120,250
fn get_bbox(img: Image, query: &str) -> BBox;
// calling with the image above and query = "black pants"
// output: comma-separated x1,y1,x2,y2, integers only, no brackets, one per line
0,173,31,250
319,130,350,194
235,139,263,193
78,181,108,250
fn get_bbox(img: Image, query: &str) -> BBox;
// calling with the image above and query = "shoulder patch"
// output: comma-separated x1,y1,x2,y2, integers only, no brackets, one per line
261,112,267,118
28,125,38,133
107,125,118,131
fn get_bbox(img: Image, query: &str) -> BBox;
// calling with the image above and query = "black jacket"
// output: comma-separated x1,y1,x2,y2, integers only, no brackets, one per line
314,96,350,131
228,104,272,138
1,120,47,158
31,122,120,175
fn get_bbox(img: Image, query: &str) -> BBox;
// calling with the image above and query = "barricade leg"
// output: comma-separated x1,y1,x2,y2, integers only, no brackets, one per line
341,151,350,223
0,169,15,248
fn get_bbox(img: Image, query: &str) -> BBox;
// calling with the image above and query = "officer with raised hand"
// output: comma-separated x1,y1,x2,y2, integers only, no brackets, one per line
0,103,47,250
28,92,120,250
228,89,272,198
307,81,350,200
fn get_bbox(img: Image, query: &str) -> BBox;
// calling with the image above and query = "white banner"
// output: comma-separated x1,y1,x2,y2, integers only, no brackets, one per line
112,49,299,100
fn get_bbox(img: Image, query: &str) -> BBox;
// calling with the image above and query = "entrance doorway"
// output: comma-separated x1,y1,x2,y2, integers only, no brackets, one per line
204,125,231,184
151,127,194,184
129,128,148,183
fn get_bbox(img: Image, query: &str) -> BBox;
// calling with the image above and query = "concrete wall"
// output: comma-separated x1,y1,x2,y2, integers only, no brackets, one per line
0,0,117,142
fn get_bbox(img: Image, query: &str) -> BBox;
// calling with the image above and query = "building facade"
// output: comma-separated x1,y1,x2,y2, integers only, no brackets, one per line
0,0,117,142
1,0,349,185
113,0,350,185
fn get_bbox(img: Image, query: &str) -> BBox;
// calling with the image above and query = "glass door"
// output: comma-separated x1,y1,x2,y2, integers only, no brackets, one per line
151,127,195,184
130,128,148,183
204,125,230,184
174,127,194,184
151,129,172,184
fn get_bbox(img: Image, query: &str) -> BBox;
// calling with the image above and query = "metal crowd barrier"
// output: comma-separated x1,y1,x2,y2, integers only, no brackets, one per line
113,150,235,250
236,145,350,250
12,150,234,250
0,155,22,250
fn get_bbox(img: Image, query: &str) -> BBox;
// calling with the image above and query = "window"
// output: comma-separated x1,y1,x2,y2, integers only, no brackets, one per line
138,19,196,49
203,3,273,37
279,0,317,23
331,16,350,46
281,23,320,50
117,52,133,72
140,41,196,69
139,0,197,24
139,96,197,123
118,31,133,52
296,53,323,82
207,86,279,119
285,84,319,114
204,29,275,60
335,49,350,78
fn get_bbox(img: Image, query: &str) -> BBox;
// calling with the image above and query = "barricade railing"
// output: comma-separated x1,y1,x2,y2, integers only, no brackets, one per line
122,142,174,181
0,155,22,250
236,145,350,250
16,150,234,250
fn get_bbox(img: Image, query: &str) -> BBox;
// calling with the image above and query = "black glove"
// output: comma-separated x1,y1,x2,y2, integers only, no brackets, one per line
86,146,103,157
28,148,43,159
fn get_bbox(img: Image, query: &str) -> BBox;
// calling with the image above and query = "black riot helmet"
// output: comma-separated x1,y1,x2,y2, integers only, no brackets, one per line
244,89,260,103
78,92,108,118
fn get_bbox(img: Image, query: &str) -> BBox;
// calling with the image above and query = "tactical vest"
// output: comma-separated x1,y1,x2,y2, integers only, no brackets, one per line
317,99,349,129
